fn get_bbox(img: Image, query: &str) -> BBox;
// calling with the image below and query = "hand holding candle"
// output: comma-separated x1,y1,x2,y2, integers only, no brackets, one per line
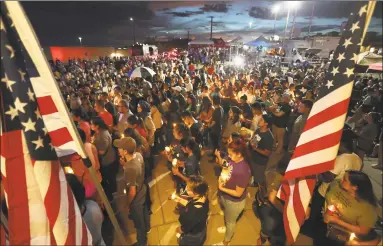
172,158,178,167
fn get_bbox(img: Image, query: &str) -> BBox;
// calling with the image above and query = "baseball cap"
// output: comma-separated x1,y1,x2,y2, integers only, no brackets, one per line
113,137,136,153
172,86,182,92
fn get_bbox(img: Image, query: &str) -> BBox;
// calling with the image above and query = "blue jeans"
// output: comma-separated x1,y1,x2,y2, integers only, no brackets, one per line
130,203,150,246
219,196,246,242
253,201,285,245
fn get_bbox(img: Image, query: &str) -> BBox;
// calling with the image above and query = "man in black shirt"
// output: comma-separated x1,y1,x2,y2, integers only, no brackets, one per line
208,96,224,161
270,93,291,153
249,114,274,185
100,92,118,126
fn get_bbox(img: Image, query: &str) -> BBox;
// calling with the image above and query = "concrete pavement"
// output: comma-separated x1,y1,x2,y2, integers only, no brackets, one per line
103,152,381,245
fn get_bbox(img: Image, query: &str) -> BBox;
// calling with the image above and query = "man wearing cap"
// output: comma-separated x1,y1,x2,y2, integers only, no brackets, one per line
114,137,150,246
269,93,291,154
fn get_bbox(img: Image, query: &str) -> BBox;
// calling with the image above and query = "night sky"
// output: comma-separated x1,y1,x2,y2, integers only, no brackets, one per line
22,1,383,47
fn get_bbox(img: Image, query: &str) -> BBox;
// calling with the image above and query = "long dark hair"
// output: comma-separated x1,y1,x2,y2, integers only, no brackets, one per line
181,138,201,161
347,170,377,206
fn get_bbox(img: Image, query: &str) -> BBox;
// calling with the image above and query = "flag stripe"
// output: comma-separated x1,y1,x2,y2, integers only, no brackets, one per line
65,184,76,246
294,113,346,148
302,98,350,134
2,131,31,245
308,82,354,118
292,129,343,159
49,127,73,148
36,96,58,115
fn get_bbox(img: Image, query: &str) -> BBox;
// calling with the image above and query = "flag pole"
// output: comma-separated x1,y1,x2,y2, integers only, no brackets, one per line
360,1,376,45
7,2,127,245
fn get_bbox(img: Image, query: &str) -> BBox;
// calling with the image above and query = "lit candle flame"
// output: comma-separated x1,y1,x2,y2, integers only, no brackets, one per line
64,166,74,174
165,146,171,152
121,134,125,139
172,158,178,167
171,192,176,200
123,189,126,194
349,233,356,241
173,123,177,127
220,172,229,181
327,205,336,212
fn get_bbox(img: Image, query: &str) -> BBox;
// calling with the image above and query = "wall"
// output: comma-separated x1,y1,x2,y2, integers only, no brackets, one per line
48,47,131,62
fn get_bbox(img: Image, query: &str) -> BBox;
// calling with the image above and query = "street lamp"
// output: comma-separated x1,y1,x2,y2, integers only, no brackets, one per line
130,17,136,44
78,37,82,47
272,5,280,38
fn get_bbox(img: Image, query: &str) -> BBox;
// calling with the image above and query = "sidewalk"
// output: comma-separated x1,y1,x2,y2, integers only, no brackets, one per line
104,153,382,245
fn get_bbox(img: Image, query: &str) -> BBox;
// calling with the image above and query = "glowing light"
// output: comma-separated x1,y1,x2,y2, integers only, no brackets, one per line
349,233,356,241
130,17,133,21
233,56,245,67
220,172,229,181
248,21,253,28
171,192,176,200
64,166,74,174
327,205,336,212
172,158,178,167
165,146,171,152
288,1,300,9
272,5,280,14
173,123,177,127
121,134,125,139
123,189,127,194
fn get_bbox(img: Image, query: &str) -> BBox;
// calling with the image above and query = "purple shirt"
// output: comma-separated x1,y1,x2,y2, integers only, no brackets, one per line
219,159,251,202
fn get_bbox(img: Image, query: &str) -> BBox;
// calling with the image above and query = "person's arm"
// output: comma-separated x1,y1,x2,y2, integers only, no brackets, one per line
127,186,137,209
326,215,372,236
252,146,271,156
218,182,246,198
172,168,190,183
268,190,284,212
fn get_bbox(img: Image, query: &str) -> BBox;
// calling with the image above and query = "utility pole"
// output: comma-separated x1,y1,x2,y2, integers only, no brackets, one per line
210,16,213,40
186,28,190,40
308,2,315,39
290,8,297,39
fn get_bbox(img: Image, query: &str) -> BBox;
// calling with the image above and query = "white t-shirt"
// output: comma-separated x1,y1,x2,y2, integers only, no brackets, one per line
318,153,362,197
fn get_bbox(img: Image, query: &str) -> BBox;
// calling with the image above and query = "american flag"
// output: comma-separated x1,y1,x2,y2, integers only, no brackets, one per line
0,2,92,245
277,3,368,243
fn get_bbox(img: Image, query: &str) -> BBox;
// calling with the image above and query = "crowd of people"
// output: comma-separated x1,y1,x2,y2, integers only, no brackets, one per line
34,53,383,245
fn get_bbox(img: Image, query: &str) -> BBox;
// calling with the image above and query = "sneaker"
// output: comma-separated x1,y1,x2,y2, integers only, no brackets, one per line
217,226,226,233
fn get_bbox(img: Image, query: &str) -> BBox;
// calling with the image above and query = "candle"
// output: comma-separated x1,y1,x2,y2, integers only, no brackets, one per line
123,189,126,194
64,166,74,174
349,233,356,241
121,134,125,139
172,158,178,167
165,146,171,152
171,192,176,200
220,171,229,182
327,204,336,216
173,123,177,127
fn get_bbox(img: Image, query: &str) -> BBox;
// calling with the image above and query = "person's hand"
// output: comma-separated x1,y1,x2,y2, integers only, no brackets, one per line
218,178,224,190
324,213,339,224
172,167,180,176
176,226,183,234
250,142,257,149
214,149,220,158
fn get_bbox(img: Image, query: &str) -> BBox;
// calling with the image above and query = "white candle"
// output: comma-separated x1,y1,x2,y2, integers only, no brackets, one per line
64,166,74,174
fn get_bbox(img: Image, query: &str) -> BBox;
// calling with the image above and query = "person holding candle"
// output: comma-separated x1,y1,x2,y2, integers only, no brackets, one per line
215,139,252,245
172,175,209,246
313,170,379,246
